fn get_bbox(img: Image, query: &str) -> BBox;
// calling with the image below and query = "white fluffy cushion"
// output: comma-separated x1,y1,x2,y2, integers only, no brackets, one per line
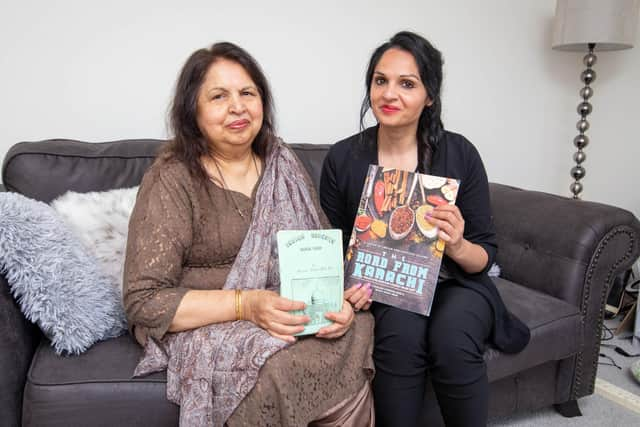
51,187,139,298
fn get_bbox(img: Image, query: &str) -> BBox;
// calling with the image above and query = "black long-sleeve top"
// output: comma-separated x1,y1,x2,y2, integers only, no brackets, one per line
320,126,530,353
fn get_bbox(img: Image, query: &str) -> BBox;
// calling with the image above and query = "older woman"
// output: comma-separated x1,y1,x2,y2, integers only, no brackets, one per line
124,42,374,427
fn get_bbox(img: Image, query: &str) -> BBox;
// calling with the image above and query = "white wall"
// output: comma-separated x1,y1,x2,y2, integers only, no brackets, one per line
1,0,639,216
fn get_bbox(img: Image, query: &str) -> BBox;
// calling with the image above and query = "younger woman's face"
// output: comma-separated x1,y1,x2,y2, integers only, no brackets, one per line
369,48,430,130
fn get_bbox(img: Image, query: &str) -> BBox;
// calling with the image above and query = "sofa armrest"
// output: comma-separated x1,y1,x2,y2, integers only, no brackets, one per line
490,183,640,400
490,183,640,306
0,274,41,427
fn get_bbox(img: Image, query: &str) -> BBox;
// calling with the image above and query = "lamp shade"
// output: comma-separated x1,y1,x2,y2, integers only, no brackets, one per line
552,0,640,51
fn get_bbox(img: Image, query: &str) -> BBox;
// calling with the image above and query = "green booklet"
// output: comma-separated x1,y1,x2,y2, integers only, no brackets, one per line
277,229,344,336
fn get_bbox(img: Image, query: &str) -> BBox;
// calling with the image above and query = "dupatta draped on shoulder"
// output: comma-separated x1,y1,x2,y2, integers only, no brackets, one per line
134,140,339,426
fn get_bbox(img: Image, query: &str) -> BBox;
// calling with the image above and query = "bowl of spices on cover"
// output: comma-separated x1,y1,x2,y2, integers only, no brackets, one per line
388,205,415,240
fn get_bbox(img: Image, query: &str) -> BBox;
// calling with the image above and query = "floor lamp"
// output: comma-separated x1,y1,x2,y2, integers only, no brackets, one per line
552,0,639,199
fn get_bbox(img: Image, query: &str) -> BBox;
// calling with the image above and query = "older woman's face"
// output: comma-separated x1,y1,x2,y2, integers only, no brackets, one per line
197,59,263,152
370,48,429,130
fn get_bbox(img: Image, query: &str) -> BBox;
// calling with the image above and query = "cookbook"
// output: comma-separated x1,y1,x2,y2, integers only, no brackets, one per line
344,165,460,315
277,229,344,335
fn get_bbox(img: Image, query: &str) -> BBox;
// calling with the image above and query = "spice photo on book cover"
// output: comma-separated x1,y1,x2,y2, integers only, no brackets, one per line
345,165,460,315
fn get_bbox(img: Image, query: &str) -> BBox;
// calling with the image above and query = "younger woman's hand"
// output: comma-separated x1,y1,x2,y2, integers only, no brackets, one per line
243,290,310,343
427,204,466,258
316,300,355,339
344,283,373,311
426,204,488,273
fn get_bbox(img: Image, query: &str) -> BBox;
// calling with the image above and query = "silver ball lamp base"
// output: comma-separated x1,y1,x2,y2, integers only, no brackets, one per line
570,43,596,200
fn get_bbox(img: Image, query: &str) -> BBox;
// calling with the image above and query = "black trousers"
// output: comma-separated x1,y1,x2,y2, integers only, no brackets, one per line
370,281,493,427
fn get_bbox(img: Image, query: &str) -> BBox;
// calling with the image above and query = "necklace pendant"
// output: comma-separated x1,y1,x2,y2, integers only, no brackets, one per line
208,152,255,224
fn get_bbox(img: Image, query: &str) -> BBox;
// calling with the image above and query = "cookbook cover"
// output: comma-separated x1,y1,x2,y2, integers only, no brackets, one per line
277,229,344,335
345,165,460,315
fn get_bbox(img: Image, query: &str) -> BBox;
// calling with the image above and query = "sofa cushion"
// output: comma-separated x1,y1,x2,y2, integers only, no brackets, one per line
289,143,331,191
485,277,581,381
23,277,580,426
0,192,126,355
1,140,328,204
23,335,178,427
2,139,163,203
51,186,139,299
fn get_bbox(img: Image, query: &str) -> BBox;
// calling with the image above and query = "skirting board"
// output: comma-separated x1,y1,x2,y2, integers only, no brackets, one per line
594,378,640,415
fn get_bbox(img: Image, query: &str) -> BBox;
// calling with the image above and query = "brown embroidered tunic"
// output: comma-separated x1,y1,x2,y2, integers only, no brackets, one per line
124,156,374,426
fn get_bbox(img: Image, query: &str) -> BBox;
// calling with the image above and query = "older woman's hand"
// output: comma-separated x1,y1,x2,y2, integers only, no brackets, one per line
315,300,355,339
244,290,310,343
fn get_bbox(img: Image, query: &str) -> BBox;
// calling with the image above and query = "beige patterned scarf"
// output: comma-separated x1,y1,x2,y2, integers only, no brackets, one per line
133,140,328,426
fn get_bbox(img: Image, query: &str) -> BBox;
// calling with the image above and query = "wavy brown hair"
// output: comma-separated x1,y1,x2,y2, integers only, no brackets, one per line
163,42,276,181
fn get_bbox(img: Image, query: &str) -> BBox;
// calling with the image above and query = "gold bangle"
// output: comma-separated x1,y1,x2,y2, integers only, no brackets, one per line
235,289,243,320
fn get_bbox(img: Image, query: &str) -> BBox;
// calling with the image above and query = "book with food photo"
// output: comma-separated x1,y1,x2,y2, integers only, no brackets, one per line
345,165,460,315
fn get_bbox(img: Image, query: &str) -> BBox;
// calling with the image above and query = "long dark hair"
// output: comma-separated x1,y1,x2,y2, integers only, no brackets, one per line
360,31,444,173
164,42,276,181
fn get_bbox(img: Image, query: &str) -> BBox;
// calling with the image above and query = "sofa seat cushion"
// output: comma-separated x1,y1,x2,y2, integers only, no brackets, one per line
22,278,581,426
23,334,178,427
485,278,581,381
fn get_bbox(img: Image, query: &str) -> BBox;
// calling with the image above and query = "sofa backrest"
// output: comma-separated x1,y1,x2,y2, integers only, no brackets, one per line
1,140,332,203
286,143,332,190
2,139,164,203
5,138,640,308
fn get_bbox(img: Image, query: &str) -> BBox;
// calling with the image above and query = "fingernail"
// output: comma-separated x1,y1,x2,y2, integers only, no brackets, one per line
365,283,372,289
368,298,373,303
355,283,362,289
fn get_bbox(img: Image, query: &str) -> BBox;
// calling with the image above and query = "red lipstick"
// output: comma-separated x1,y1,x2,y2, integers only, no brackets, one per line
381,105,400,114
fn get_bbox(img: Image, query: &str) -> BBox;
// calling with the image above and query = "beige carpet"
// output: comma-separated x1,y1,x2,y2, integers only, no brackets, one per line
489,392,639,427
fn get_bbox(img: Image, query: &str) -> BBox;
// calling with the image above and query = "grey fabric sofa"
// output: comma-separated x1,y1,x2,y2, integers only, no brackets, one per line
1,138,639,427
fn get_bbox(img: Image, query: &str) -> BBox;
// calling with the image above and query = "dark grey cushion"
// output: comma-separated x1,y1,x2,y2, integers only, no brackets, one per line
2,139,163,203
288,143,332,190
2,140,324,204
23,335,178,427
486,278,580,381
21,277,579,426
